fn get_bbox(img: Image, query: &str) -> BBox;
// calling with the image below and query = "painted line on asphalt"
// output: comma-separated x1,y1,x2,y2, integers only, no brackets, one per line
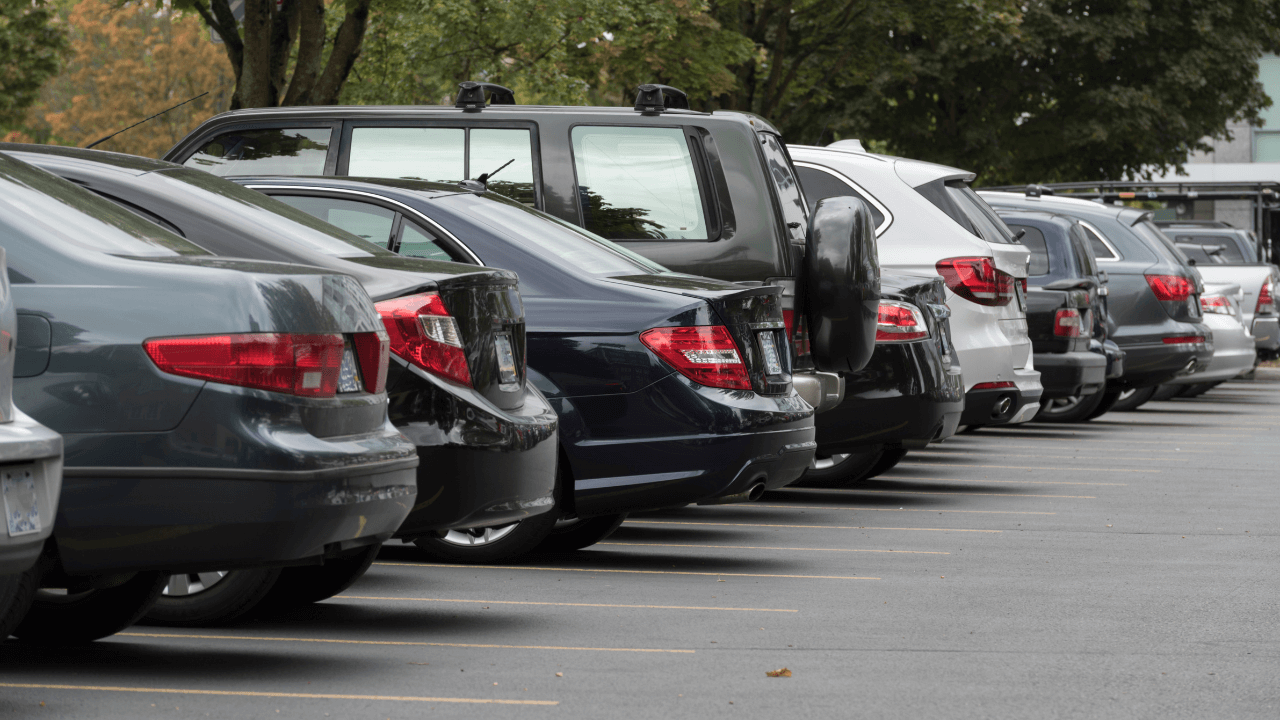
599,541,950,554
376,562,879,580
839,489,1097,499
0,683,557,706
625,520,1000,533
898,462,1150,475
119,631,691,654
917,451,1213,461
887,477,1127,486
748,504,1055,515
338,595,798,612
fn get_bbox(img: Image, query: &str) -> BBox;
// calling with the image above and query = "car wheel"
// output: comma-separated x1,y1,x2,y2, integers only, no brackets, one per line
865,448,909,479
1177,382,1217,398
791,446,885,488
1035,392,1108,423
412,507,561,564
0,566,39,640
13,571,168,644
535,514,629,553
1150,384,1183,402
256,545,381,613
1109,386,1156,412
140,567,282,628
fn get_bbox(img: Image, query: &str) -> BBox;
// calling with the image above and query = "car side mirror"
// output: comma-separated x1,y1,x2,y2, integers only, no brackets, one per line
804,196,881,374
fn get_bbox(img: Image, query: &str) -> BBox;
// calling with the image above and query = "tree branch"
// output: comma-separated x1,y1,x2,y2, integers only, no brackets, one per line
306,0,374,105
283,0,326,105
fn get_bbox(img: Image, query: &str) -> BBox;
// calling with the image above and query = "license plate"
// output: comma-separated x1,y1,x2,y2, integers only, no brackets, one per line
1015,282,1027,311
494,334,520,391
337,343,362,393
2,465,40,537
759,331,783,375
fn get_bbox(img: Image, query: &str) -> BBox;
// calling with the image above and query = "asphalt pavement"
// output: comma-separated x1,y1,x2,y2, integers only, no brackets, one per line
3,376,1278,719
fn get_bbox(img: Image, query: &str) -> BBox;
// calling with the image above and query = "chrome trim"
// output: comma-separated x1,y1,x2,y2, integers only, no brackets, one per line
791,161,894,237
1076,219,1122,262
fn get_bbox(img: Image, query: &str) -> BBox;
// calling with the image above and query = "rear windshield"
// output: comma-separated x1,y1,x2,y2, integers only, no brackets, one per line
1006,224,1050,275
1133,221,1193,268
0,153,204,257
1172,234,1248,263
917,180,1017,243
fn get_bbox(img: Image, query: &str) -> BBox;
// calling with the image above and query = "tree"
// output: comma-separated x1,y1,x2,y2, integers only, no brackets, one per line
0,0,66,128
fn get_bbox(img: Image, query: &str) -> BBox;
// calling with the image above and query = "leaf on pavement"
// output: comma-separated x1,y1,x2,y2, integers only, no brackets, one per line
765,668,792,678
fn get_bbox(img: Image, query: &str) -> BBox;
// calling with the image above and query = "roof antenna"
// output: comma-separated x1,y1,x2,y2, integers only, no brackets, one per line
84,91,209,149
476,158,514,186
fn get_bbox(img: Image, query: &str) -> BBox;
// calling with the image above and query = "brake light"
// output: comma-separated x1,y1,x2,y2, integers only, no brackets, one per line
1200,296,1233,316
352,330,390,393
1053,308,1083,337
1162,335,1205,345
376,294,472,388
782,309,812,359
1145,274,1194,302
640,325,751,390
972,381,1015,390
935,257,1014,306
144,333,344,397
876,301,929,342
1257,281,1275,315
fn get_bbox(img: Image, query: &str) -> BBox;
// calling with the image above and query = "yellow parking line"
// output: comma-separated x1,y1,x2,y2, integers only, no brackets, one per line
376,562,878,580
599,541,950,554
625,520,1000,533
119,631,691,653
748,504,1055,515
898,462,1151,475
338,595,798,612
0,683,557,706
843,489,1096,499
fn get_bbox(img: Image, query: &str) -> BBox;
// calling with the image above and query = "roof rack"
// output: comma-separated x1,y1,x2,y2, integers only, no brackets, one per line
455,81,515,112
1024,184,1056,198
634,84,689,114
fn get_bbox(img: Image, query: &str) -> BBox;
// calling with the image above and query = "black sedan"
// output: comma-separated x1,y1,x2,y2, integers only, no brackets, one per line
0,151,419,643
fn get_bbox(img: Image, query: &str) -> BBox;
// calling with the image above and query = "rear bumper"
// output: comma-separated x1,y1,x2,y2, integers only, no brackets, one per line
1112,338,1215,389
1252,316,1280,352
961,379,1043,426
1035,351,1107,399
1166,322,1257,385
0,410,63,576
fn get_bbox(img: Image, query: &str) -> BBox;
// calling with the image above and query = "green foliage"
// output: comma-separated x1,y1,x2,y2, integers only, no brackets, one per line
0,0,66,127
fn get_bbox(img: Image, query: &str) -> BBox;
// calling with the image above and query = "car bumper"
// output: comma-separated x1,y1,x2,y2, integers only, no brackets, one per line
1252,316,1279,352
1112,338,1215,389
1166,319,1257,385
557,374,816,517
960,371,1043,426
0,410,62,576
1035,351,1107,400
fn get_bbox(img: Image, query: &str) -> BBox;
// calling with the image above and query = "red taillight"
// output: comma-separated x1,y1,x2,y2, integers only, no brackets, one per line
1145,274,1194,302
1053,308,1083,338
1200,296,1233,316
145,333,344,397
1257,281,1275,315
639,325,751,390
876,301,929,342
782,309,812,358
935,257,1014,307
352,330,390,393
972,381,1015,390
1162,335,1205,345
376,293,472,388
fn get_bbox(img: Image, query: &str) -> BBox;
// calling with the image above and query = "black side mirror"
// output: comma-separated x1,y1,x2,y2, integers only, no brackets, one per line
804,196,881,374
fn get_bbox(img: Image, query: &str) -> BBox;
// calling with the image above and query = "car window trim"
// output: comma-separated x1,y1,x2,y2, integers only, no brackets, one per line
172,120,342,175
243,184,484,265
1076,219,1122,262
336,119,544,210
791,160,894,236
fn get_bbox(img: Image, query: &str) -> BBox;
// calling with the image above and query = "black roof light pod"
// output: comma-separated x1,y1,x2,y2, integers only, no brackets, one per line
455,82,516,112
634,84,689,114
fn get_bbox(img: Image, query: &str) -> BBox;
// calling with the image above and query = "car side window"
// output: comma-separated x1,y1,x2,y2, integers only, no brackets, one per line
273,195,395,248
183,127,332,176
1069,225,1099,276
396,221,455,262
1080,224,1119,260
794,166,886,232
348,127,465,184
1006,224,1050,275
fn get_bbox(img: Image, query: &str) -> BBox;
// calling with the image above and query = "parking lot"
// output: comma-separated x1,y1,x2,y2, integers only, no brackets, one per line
3,376,1277,719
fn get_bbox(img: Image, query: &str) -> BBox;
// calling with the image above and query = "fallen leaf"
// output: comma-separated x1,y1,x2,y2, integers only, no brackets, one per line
766,668,792,678
555,672,564,677
407,662,430,666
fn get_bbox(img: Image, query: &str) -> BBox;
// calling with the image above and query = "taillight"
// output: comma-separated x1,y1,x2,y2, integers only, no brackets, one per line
1200,296,1233,316
376,293,472,388
1053,308,1083,337
782,309,812,361
639,325,751,390
935,257,1014,306
1162,335,1205,345
1145,274,1194,302
972,381,1015,390
144,333,344,397
876,301,929,342
352,330,390,393
1257,281,1275,315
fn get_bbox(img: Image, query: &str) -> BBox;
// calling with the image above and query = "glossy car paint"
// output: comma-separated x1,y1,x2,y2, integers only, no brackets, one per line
0,152,418,579
5,145,558,538
233,177,817,516
788,144,1043,425
983,191,1214,390
1164,283,1256,386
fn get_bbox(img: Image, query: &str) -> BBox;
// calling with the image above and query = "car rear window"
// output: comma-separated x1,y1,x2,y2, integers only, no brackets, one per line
570,125,710,240
1173,235,1248,263
1133,221,1193,268
916,180,1017,244
1006,224,1050,275
758,134,808,245
183,127,332,176
794,165,886,233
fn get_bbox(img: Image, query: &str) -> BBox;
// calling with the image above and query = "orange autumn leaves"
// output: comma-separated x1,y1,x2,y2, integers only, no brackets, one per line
28,0,234,158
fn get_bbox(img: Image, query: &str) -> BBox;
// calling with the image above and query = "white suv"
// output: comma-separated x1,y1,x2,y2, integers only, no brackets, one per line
790,142,1042,426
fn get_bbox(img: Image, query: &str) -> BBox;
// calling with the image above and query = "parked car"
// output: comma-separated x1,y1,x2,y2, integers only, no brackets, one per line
1155,223,1280,362
162,82,883,422
6,143,561,584
995,209,1123,422
1155,283,1257,397
981,188,1213,415
0,151,418,642
225,174,821,559
789,141,1043,428
0,248,64,639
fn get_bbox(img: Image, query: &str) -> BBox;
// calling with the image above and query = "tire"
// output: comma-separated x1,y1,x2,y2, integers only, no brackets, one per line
1177,382,1216,398
256,545,381,612
1087,388,1123,420
535,513,629,553
1109,386,1156,412
140,568,282,628
864,448,908,479
413,508,561,564
792,446,885,488
13,570,168,644
0,567,39,640
1035,391,1108,423
1150,384,1183,402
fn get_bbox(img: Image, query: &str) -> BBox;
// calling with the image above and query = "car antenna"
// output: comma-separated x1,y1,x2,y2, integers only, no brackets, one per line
84,91,209,149
476,158,514,187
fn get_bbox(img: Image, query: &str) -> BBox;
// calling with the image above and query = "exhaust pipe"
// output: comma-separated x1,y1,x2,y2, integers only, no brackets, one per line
699,482,767,506
993,396,1013,416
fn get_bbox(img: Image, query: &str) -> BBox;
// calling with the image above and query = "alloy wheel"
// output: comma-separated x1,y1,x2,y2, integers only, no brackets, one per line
810,453,850,471
162,571,229,597
439,523,521,547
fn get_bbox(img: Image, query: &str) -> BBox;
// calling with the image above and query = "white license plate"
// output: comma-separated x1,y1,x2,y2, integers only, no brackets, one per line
1015,282,1027,312
337,344,362,393
495,335,519,390
2,465,40,537
759,332,783,375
